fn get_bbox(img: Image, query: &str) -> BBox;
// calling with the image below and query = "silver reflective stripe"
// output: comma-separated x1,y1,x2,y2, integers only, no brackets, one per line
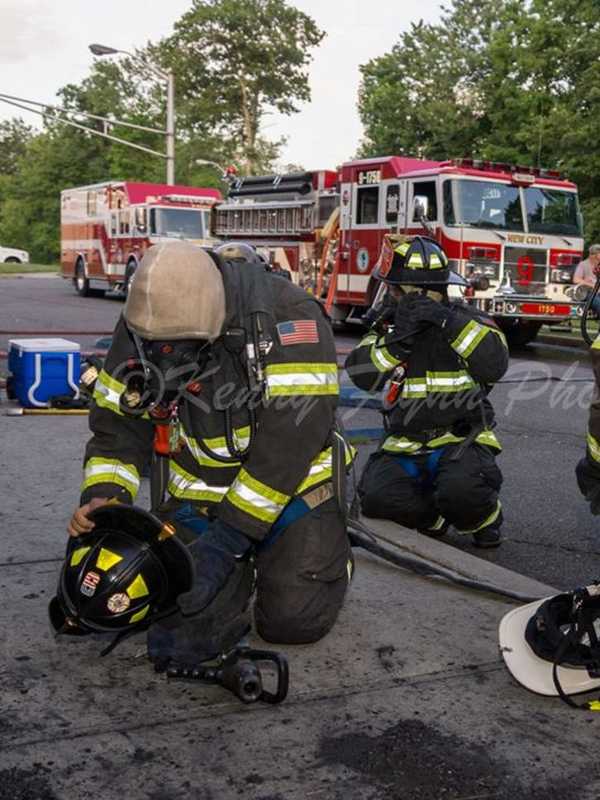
181,430,245,467
82,458,140,497
168,463,229,500
227,469,290,523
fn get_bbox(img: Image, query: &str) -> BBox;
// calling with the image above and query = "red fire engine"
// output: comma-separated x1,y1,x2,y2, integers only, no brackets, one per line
214,156,584,345
61,181,221,296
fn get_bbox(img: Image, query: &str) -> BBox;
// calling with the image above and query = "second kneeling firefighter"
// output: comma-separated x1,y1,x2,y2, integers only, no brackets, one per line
345,236,509,548
67,240,353,672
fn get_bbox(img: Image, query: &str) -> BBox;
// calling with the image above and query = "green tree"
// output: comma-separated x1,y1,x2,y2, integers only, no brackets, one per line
357,0,600,243
157,0,324,173
0,119,32,176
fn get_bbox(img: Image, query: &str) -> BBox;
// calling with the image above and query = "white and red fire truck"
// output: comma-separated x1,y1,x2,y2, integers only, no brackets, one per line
214,156,584,344
61,181,221,296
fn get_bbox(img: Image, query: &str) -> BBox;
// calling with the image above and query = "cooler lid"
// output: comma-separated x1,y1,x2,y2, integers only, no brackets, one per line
8,338,81,353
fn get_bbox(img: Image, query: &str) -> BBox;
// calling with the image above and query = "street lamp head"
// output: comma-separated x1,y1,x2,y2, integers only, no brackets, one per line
89,43,120,56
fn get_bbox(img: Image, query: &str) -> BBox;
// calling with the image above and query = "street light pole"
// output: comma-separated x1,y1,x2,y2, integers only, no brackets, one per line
89,44,176,184
166,69,175,185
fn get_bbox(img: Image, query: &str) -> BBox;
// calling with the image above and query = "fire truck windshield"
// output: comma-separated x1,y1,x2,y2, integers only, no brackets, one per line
443,179,582,236
523,187,582,236
444,179,523,231
150,207,206,239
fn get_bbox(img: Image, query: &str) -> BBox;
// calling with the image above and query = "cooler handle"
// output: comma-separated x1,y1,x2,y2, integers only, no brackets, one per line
27,353,48,408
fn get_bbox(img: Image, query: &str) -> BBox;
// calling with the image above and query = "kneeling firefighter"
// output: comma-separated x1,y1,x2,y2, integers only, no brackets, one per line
345,235,509,548
61,240,353,680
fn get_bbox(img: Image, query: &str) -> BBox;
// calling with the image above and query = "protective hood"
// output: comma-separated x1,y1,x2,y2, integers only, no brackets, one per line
124,241,226,341
499,590,600,697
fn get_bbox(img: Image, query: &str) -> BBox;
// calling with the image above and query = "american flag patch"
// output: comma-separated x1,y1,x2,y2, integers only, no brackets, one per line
277,319,319,346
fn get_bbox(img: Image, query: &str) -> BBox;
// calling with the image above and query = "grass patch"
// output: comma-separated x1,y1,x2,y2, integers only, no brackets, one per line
0,262,59,275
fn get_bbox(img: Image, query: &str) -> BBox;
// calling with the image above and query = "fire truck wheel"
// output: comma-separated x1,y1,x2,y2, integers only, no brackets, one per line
74,260,90,297
498,320,542,348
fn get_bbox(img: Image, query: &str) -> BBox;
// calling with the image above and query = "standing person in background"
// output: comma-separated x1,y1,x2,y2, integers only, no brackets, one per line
574,244,600,317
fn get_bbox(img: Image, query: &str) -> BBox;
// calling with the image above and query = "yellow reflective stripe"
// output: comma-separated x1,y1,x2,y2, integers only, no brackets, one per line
382,436,423,454
127,573,149,599
451,320,490,358
588,432,600,463
394,242,410,256
359,333,378,347
429,253,445,269
180,430,242,468
426,432,465,448
96,547,123,571
370,340,402,373
592,335,600,351
168,461,230,503
457,501,502,534
266,362,339,397
202,426,251,453
489,326,508,348
430,515,446,530
296,443,356,494
227,469,290,523
70,546,91,567
476,430,502,451
401,371,476,398
383,428,501,454
424,371,476,392
402,380,428,398
407,252,424,268
81,458,140,497
130,605,149,624
93,369,125,416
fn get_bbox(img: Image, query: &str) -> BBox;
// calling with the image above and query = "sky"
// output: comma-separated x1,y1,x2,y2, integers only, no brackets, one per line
0,0,443,170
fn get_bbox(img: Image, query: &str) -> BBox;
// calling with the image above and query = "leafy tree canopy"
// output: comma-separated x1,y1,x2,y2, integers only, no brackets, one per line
358,0,600,242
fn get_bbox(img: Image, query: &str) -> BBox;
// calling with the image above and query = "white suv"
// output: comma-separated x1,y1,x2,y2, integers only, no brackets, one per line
0,246,30,264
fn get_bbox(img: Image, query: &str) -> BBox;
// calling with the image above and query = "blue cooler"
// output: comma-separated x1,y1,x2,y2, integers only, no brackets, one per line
8,338,81,408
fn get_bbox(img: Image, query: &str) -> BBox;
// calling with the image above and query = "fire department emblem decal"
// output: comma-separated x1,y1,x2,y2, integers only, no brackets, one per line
80,571,101,597
107,593,131,614
357,248,370,273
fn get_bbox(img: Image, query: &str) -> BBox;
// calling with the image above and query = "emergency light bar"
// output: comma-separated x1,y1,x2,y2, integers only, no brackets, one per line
452,158,563,181
161,194,216,205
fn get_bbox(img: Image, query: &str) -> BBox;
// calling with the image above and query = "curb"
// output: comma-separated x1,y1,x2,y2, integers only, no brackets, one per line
361,515,556,598
537,333,587,350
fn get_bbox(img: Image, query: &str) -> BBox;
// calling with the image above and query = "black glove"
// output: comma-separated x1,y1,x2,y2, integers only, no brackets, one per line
407,294,452,330
177,519,252,616
576,457,600,515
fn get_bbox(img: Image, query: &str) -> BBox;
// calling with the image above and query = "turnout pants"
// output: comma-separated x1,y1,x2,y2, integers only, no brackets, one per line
148,491,352,665
358,444,502,535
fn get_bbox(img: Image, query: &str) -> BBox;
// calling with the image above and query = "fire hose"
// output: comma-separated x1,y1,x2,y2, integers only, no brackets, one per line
347,519,543,604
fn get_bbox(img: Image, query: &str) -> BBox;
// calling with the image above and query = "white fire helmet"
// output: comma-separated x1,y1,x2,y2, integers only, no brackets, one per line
499,582,600,709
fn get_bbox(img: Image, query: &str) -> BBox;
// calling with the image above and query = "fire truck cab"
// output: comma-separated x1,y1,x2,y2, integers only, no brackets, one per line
336,156,584,343
61,181,221,297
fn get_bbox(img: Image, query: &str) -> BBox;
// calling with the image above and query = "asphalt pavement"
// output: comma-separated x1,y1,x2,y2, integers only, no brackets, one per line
2,275,600,799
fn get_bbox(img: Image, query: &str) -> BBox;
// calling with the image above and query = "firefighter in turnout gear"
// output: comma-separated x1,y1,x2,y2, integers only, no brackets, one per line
68,240,353,672
576,334,600,514
345,235,509,548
